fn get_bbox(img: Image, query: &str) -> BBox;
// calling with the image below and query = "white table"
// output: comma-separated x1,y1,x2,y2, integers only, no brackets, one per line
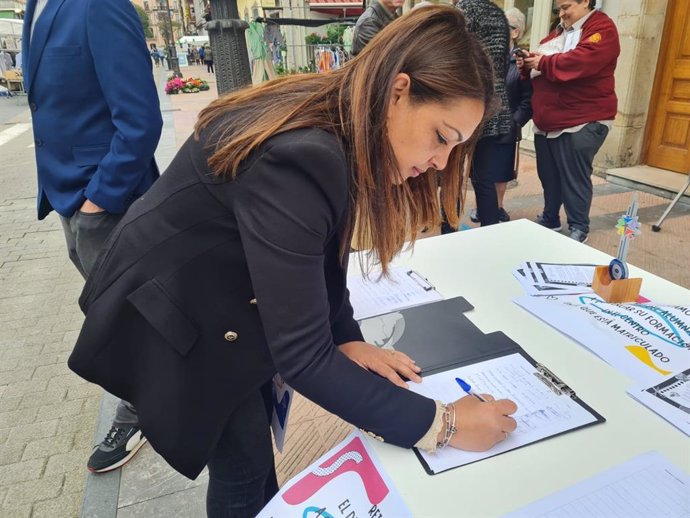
360,219,690,517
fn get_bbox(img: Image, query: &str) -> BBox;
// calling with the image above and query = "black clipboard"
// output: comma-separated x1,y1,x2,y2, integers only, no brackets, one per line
358,297,606,475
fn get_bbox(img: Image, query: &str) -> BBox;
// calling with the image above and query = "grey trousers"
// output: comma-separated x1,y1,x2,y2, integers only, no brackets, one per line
534,122,609,234
60,210,139,427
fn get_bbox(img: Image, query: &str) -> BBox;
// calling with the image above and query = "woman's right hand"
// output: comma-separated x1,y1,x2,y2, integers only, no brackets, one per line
447,395,518,451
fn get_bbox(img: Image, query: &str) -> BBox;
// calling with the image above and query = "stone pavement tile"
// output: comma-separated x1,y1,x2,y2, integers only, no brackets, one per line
6,419,59,446
0,458,45,487
31,493,82,518
62,468,87,496
15,353,62,371
0,504,32,518
0,395,20,413
118,442,208,508
1,407,38,428
66,383,99,402
2,378,48,399
0,427,9,445
0,339,30,356
0,367,34,386
0,358,19,372
22,432,74,461
117,483,207,518
57,409,99,437
36,399,84,422
45,452,87,476
0,443,24,466
3,474,64,507
19,387,67,409
46,372,90,391
32,362,72,380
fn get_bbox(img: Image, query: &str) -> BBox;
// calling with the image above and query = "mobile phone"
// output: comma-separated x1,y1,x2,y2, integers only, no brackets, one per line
512,48,528,59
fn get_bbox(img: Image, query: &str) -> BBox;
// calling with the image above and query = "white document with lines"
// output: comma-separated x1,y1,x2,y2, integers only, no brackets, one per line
505,451,690,518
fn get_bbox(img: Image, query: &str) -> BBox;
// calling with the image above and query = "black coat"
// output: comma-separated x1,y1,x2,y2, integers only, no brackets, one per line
504,56,533,143
69,128,436,479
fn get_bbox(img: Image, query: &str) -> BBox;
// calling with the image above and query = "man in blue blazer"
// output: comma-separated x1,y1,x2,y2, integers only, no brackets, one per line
23,0,162,472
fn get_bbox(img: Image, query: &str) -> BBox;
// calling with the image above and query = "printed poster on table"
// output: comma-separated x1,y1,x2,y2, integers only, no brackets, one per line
258,430,412,518
628,368,690,436
515,294,690,385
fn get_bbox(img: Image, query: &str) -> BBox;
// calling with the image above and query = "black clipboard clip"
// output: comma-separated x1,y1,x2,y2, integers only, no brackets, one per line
534,363,576,399
406,270,435,292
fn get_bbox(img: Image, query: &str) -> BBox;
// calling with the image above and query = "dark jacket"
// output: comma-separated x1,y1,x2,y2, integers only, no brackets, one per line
22,0,162,220
499,55,533,144
352,0,396,55
69,128,436,479
528,9,619,131
457,0,512,138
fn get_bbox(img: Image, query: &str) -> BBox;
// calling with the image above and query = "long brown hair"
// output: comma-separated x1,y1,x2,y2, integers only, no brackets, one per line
196,6,495,271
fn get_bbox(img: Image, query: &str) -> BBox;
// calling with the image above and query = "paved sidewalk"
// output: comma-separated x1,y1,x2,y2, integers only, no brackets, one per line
1,63,689,518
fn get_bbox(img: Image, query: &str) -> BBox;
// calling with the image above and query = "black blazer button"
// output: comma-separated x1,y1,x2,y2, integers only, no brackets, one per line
224,331,238,342
30,103,37,112
34,138,43,147
249,298,257,305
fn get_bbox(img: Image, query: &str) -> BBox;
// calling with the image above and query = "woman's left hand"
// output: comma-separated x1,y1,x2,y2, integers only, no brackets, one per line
338,341,422,389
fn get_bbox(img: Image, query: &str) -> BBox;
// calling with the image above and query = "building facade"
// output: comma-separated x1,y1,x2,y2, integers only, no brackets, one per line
0,0,24,19
131,0,185,47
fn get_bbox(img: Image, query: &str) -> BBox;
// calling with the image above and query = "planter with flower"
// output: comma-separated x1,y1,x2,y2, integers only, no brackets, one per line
165,75,210,95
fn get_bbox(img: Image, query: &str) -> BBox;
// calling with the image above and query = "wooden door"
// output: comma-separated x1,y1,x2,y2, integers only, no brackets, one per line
644,0,690,174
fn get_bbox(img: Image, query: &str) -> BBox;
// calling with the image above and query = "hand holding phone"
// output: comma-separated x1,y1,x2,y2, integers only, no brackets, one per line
512,48,529,59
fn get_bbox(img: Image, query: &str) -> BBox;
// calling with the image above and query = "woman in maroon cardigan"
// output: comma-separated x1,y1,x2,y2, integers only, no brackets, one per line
518,0,619,244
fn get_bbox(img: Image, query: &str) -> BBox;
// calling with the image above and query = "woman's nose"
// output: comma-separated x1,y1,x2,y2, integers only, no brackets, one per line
431,152,450,171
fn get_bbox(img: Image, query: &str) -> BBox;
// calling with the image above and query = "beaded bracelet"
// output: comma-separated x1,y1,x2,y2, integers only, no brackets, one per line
436,403,457,449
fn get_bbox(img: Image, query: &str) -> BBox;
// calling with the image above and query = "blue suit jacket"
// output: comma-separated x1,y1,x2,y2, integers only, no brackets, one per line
22,0,162,219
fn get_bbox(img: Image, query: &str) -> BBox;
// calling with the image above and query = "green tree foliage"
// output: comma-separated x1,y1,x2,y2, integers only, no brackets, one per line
133,4,154,38
158,19,182,45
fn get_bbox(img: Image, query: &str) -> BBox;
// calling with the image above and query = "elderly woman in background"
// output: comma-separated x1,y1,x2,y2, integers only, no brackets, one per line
518,0,619,243
491,7,533,222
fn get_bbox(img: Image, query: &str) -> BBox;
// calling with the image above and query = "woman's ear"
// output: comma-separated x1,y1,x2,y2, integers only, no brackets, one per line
390,73,411,106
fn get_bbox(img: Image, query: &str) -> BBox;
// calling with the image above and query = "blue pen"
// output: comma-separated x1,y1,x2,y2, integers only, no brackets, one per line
456,377,487,402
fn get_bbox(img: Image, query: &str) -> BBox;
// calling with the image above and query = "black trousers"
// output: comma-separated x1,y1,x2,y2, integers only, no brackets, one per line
470,136,502,227
534,123,609,234
206,381,278,518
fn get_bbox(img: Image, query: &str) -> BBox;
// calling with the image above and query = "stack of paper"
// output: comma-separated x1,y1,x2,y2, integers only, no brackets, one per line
347,266,443,320
513,262,595,296
628,368,690,437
